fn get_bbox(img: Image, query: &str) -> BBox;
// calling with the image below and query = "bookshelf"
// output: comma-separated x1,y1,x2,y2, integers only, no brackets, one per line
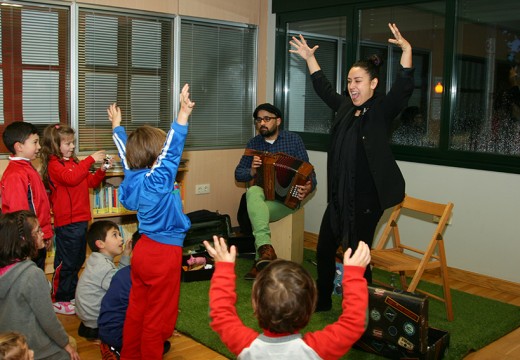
90,158,188,221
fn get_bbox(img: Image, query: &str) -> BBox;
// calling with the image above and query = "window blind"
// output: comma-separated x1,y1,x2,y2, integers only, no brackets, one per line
77,9,173,151
179,20,257,148
0,2,69,152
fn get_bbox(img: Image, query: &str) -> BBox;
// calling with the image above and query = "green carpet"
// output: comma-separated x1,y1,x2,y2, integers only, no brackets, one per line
176,249,520,359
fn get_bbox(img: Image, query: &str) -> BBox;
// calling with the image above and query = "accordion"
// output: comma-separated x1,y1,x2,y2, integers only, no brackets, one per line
244,149,314,209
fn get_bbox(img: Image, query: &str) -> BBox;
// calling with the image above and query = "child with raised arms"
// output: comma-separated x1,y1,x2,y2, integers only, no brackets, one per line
203,236,371,360
107,83,194,360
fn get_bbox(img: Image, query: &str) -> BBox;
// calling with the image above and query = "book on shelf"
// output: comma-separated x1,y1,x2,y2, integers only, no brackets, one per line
119,222,138,245
93,183,133,215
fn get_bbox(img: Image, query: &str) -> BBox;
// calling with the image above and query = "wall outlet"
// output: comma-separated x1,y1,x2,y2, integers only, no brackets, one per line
195,183,210,195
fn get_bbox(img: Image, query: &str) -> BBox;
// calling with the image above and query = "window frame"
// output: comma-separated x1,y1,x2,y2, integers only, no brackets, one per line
74,4,176,152
273,0,520,174
0,1,70,153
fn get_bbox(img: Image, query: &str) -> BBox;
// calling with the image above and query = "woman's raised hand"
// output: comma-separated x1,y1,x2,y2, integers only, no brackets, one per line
388,23,412,68
388,23,411,52
289,34,319,61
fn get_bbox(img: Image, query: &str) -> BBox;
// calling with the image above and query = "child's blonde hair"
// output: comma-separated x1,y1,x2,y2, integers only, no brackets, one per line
0,331,32,360
252,259,317,333
126,125,166,169
40,123,78,188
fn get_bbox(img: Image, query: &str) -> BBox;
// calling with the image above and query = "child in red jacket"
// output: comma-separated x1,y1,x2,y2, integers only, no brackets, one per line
40,123,111,315
203,236,370,360
1,121,53,271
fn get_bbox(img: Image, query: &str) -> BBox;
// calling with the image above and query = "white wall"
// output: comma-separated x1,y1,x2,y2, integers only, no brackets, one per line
305,150,520,283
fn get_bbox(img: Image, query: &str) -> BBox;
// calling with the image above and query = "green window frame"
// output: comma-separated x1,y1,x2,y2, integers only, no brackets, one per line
273,0,520,174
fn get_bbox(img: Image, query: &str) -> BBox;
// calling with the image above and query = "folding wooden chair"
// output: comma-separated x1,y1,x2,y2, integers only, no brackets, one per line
371,195,455,321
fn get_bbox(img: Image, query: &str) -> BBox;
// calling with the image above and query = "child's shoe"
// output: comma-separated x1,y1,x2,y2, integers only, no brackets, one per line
100,342,120,360
53,301,76,315
78,322,99,341
163,341,171,354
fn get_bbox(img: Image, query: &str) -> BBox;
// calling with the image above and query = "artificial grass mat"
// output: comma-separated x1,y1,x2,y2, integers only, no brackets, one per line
176,249,520,359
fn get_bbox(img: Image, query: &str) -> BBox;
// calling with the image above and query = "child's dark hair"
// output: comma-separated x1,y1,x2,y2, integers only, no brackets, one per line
0,211,38,267
40,123,78,188
126,125,166,169
0,331,31,360
351,54,383,81
252,259,317,333
87,220,119,252
2,122,38,155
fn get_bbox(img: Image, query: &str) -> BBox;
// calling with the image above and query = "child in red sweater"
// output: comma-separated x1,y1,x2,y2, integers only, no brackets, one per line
203,237,370,360
40,123,111,315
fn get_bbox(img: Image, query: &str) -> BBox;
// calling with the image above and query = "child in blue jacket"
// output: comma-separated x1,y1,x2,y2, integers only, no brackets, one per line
106,84,194,360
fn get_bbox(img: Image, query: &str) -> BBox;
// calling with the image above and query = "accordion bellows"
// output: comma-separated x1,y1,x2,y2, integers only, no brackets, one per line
245,149,314,209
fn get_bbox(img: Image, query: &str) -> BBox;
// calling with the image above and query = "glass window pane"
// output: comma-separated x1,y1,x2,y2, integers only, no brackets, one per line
0,3,69,147
78,9,173,151
22,10,59,65
180,20,257,148
131,75,160,122
359,3,445,148
286,17,346,134
85,14,118,67
23,70,59,124
132,20,161,69
452,0,520,156
85,73,117,125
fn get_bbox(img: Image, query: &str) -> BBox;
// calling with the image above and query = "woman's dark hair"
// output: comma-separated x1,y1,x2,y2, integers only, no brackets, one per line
352,54,384,81
0,211,38,267
252,259,317,333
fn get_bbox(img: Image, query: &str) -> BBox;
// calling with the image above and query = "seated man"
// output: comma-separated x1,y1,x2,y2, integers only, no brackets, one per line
235,103,316,279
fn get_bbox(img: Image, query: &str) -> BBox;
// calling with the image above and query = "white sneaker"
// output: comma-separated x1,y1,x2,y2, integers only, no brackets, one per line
53,301,75,315
70,298,76,306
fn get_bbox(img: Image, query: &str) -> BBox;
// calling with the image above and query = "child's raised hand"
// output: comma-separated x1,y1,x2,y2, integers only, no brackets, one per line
177,83,195,125
343,241,371,268
107,103,122,129
203,236,236,263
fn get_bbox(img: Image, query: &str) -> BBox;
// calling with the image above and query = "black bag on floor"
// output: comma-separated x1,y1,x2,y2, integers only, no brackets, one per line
184,210,232,249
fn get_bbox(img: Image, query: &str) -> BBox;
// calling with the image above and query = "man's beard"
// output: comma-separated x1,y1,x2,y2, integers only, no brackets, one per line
259,125,277,138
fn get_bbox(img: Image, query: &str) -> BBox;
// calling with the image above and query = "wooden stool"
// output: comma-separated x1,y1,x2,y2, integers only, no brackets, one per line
269,207,304,263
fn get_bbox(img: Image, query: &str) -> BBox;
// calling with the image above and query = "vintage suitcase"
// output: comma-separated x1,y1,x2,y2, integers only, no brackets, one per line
356,327,450,359
361,284,429,354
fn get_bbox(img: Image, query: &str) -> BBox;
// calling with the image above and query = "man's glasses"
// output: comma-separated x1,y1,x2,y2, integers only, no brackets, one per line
254,116,277,124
